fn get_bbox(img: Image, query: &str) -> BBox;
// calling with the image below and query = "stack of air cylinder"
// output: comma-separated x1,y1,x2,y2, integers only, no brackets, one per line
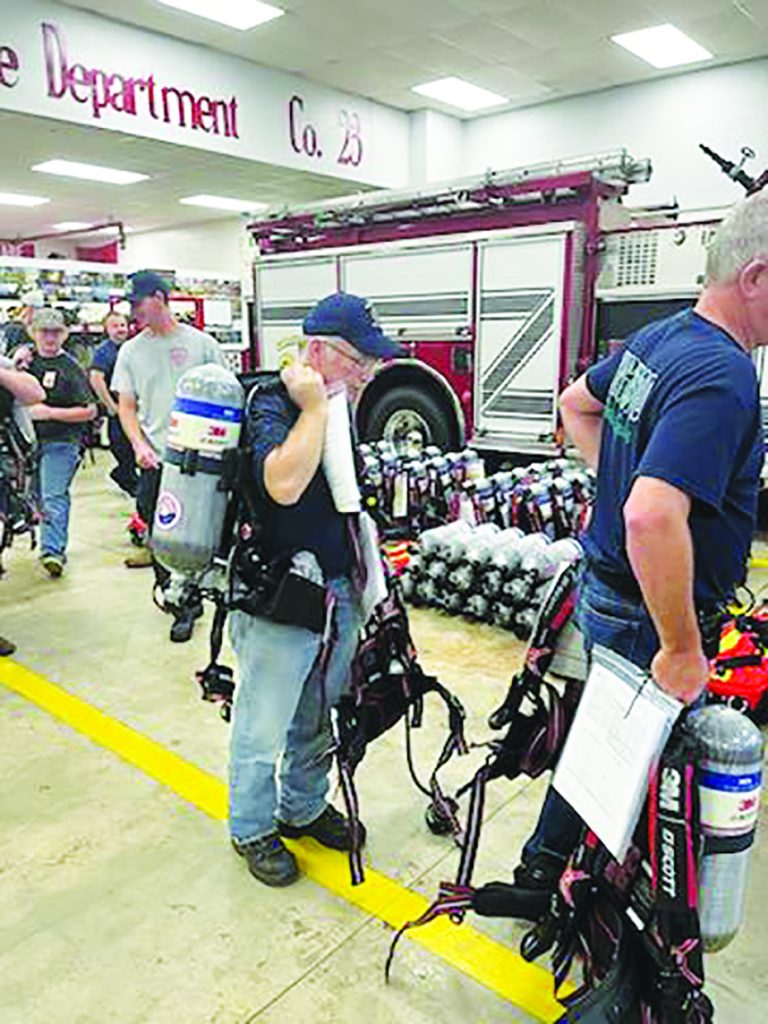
357,441,594,541
400,519,583,640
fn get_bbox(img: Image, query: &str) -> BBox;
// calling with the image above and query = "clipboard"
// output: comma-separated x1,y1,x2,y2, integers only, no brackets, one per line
552,644,683,862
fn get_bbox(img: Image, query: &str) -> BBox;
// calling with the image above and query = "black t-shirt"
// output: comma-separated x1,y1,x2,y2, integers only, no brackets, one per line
28,352,94,444
247,384,352,579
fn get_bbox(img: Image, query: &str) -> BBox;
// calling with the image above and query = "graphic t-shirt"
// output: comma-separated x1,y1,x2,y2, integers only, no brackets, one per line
584,309,763,605
111,323,224,455
28,351,95,444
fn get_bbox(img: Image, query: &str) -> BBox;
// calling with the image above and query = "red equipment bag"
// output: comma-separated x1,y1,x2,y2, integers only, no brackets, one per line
707,609,768,721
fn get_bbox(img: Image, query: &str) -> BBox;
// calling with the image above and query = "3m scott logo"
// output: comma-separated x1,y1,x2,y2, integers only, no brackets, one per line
660,826,677,899
659,766,682,813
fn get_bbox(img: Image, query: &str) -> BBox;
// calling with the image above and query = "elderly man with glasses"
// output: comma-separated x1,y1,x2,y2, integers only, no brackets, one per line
228,292,400,888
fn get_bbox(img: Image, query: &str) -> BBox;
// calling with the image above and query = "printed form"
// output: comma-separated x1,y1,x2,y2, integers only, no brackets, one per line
553,646,683,861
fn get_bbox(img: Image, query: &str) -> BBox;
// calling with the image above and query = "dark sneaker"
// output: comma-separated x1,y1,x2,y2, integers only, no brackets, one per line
169,601,204,643
41,553,65,578
232,832,299,887
278,805,366,852
0,635,16,656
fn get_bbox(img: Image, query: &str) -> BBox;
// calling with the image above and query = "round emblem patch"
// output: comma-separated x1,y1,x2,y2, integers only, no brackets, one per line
155,491,182,531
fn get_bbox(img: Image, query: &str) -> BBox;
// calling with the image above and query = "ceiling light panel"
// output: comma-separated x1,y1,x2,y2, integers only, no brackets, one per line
412,77,507,112
158,0,284,31
0,192,49,207
32,160,149,185
611,24,713,69
53,221,93,230
179,194,269,212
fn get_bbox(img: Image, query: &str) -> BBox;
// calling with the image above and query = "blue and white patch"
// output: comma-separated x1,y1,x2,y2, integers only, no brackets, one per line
155,491,182,531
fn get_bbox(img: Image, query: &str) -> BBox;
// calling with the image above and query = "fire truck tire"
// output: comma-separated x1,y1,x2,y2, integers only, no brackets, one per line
364,385,455,448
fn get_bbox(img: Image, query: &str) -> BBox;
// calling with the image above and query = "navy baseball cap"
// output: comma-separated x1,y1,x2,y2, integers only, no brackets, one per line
126,270,171,304
303,293,402,358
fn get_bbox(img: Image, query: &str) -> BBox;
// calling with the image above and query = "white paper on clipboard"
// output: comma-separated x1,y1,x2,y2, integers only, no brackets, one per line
552,645,683,862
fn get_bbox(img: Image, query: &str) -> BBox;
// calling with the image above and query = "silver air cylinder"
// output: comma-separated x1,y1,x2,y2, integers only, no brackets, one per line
685,705,763,952
153,364,244,576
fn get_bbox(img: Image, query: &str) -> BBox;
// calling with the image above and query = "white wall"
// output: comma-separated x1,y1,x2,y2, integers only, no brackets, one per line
410,110,465,186
122,218,245,278
463,58,768,211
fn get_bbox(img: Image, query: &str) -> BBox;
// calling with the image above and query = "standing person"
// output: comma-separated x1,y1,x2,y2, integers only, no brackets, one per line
89,311,137,497
509,190,768,905
228,293,400,887
20,309,97,578
113,270,224,642
0,353,45,650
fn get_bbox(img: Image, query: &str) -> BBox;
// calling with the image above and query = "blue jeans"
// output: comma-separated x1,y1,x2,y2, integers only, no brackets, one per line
37,442,81,558
228,577,363,843
522,572,660,867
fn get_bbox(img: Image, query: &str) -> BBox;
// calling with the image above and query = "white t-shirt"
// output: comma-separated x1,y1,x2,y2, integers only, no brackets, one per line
112,323,224,455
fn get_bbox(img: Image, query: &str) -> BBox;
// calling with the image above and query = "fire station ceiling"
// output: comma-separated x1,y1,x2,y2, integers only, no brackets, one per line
0,110,366,240
61,0,768,115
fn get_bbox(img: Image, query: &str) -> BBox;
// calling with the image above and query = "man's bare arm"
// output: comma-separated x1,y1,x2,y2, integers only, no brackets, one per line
624,476,708,703
0,366,45,405
89,369,118,416
559,376,605,470
118,392,158,469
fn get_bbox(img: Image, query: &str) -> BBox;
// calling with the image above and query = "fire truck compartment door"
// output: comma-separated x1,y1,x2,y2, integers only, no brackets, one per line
475,232,567,442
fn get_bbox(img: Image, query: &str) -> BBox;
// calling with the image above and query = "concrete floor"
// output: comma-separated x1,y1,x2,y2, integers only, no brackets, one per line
0,451,766,1024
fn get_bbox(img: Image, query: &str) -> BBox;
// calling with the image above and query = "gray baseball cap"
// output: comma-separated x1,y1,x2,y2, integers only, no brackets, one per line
32,308,66,331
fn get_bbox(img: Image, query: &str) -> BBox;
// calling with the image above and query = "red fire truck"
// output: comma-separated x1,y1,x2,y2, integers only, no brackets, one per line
246,151,652,457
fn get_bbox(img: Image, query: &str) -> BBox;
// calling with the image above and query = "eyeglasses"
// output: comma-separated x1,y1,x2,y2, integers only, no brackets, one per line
324,338,375,373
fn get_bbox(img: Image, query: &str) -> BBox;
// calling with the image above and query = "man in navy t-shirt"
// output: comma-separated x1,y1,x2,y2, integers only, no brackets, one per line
510,190,768,905
228,293,401,888
90,311,137,497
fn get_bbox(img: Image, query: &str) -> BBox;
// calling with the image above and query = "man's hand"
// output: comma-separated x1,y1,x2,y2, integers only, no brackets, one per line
651,646,709,705
133,438,159,470
281,363,327,413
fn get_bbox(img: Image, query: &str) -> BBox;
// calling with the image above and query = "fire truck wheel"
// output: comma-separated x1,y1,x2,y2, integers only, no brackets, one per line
364,385,454,448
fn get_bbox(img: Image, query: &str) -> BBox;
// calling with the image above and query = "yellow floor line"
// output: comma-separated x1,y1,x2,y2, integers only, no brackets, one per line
1,658,570,1022
750,557,768,569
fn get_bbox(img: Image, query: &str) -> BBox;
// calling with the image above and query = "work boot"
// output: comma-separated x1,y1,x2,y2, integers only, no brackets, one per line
169,600,204,643
232,832,299,887
124,548,153,569
0,635,16,656
40,553,65,578
278,805,366,852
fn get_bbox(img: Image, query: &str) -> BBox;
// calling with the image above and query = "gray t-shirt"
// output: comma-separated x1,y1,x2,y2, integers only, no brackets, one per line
112,323,224,454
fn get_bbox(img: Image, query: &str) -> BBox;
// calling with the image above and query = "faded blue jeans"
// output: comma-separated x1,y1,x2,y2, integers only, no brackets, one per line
228,577,363,844
521,571,660,867
38,441,81,558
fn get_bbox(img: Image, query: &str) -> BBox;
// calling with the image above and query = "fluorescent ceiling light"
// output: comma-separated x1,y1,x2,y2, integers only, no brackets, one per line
611,24,713,69
412,77,507,112
32,160,149,185
180,194,269,213
0,191,49,207
53,221,93,231
158,0,284,30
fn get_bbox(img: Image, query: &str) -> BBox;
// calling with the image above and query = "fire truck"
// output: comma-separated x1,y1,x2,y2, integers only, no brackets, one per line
245,148,764,456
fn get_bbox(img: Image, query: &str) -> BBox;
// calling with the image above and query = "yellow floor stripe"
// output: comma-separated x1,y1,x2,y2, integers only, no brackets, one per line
1,659,570,1022
750,557,768,569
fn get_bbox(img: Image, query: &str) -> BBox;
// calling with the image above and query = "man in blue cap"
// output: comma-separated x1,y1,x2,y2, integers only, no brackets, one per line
113,270,224,642
228,292,401,887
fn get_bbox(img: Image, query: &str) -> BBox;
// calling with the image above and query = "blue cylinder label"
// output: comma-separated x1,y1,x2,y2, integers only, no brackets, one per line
155,491,182,531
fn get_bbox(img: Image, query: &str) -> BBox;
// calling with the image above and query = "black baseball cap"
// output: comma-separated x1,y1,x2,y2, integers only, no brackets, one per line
126,270,171,304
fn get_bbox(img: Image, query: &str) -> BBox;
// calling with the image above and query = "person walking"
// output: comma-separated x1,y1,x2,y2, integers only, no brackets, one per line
89,311,137,497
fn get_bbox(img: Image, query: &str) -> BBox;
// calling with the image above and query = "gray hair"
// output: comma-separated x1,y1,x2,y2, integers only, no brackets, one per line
706,190,768,284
